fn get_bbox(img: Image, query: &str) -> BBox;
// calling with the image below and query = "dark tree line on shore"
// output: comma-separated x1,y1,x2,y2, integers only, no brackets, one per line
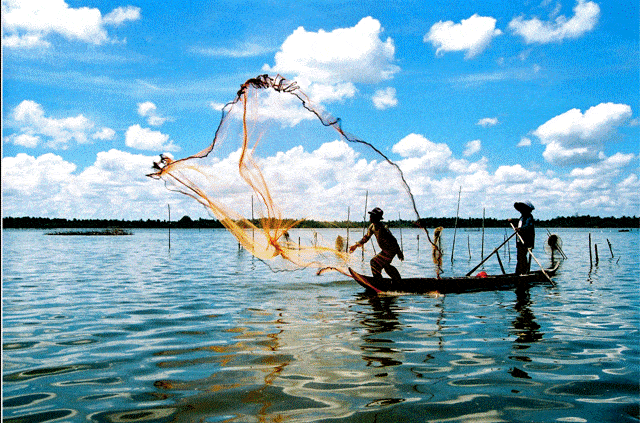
3,215,638,230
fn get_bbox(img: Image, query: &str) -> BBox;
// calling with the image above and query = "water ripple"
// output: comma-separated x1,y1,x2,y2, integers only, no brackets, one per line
3,228,638,422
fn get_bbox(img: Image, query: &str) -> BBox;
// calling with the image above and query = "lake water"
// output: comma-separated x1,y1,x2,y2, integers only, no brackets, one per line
3,227,639,423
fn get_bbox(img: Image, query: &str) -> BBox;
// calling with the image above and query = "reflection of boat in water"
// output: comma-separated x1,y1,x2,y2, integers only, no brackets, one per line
512,285,543,347
349,263,559,294
88,281,552,423
358,295,404,371
102,303,406,423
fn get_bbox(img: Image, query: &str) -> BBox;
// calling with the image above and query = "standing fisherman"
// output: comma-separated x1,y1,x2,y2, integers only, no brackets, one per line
512,201,535,275
349,207,404,282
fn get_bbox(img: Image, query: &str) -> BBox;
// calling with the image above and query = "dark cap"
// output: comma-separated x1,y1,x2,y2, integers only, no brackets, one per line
368,207,384,219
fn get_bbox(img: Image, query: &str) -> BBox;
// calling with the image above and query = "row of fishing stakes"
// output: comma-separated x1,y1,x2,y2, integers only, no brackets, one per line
344,187,492,264
229,192,591,270
450,189,500,264
167,199,621,279
588,233,617,267
167,200,617,276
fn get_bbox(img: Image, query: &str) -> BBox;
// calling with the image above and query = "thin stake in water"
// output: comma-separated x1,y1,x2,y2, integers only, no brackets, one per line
481,208,486,259
362,191,368,260
399,212,403,251
346,206,350,251
451,186,461,263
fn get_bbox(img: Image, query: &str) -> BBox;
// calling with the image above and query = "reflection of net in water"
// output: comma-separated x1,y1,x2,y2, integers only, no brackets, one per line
148,75,425,274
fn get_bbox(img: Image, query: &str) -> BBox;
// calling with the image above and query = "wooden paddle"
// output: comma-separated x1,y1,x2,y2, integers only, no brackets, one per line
509,222,555,284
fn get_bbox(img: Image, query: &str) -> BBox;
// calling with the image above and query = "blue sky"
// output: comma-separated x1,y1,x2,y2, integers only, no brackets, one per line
2,0,638,221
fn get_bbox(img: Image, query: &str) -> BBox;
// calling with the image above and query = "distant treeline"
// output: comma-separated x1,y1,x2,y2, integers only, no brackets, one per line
4,216,221,229
416,215,639,229
3,215,638,229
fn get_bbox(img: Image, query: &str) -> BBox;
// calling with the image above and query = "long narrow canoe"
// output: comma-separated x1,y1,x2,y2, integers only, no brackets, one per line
349,264,559,294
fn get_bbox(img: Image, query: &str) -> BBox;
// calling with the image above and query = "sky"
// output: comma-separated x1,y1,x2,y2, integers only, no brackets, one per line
2,0,638,222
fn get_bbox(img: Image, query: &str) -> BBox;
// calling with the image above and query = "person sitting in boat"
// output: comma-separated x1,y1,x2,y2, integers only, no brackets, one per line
349,207,404,282
512,201,535,275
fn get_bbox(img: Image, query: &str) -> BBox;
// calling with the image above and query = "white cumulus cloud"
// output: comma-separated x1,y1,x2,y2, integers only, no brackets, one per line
533,102,633,166
125,124,179,152
1,149,181,219
264,17,399,104
2,152,77,194
11,134,41,148
463,139,482,156
425,14,503,59
137,101,169,126
392,133,456,174
2,134,638,220
392,133,451,159
477,117,499,127
7,100,114,149
92,127,117,141
103,6,141,26
1,0,141,48
372,87,398,110
509,0,600,44
517,137,532,147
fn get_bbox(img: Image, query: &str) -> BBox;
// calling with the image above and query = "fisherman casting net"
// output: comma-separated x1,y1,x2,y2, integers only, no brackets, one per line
148,75,429,274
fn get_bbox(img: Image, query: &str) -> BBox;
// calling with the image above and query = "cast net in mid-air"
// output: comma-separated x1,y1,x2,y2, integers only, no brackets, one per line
148,75,426,275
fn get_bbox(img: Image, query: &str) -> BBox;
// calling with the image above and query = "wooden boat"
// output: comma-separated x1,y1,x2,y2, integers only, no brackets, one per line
348,264,559,294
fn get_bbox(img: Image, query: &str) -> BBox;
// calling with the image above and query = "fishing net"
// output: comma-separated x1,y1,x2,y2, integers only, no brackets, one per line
148,75,428,274
544,233,565,258
432,226,444,276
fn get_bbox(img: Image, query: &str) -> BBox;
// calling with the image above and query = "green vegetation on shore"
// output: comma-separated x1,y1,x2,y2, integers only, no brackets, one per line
4,215,638,230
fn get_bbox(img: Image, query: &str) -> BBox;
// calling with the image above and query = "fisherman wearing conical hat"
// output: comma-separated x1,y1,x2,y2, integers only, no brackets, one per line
513,201,536,275
349,207,404,282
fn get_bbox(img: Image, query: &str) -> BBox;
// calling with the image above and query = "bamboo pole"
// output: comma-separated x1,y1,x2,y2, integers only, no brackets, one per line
481,208,486,259
168,204,171,251
607,239,614,258
362,190,368,260
451,186,461,263
399,212,403,251
346,206,350,250
503,233,507,260
595,244,599,265
466,231,516,276
251,195,255,249
496,251,506,274
589,233,593,267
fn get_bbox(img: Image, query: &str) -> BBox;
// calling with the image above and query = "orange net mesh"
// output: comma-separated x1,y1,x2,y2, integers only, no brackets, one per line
148,75,428,274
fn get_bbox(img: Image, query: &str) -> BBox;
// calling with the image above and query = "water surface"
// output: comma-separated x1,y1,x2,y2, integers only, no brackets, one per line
3,228,639,422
